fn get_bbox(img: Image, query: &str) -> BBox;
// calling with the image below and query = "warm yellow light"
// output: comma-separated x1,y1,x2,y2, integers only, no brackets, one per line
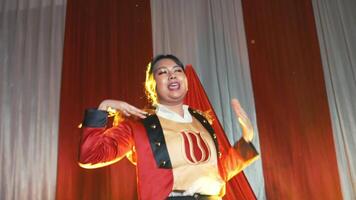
106,106,117,117
145,62,158,105
106,106,123,127
203,109,214,125
78,155,125,169
126,150,137,165
78,151,136,169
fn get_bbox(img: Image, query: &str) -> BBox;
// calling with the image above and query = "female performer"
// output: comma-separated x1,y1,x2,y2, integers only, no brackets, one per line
79,54,259,200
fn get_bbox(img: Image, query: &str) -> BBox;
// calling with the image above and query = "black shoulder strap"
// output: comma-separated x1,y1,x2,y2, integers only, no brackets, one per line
188,108,220,157
141,114,172,169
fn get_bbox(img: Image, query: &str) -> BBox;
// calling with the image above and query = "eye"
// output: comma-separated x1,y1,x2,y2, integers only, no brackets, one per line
174,68,183,73
157,68,168,75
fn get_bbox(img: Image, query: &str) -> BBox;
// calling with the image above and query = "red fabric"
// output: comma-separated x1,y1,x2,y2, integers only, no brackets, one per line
79,124,134,165
56,1,152,199
125,121,174,200
184,65,257,200
80,120,174,200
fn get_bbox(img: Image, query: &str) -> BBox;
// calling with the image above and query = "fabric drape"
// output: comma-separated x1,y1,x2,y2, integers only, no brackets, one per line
0,0,66,199
312,0,356,199
184,65,256,200
55,1,153,199
150,0,265,199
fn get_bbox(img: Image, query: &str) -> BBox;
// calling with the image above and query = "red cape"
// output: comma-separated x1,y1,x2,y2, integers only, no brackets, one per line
184,65,256,200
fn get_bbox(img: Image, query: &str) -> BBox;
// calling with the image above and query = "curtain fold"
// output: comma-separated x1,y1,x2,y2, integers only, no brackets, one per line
56,1,153,199
151,0,265,199
312,0,356,199
0,0,66,199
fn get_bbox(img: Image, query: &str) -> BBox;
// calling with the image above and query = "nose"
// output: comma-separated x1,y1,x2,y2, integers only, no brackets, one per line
168,71,176,80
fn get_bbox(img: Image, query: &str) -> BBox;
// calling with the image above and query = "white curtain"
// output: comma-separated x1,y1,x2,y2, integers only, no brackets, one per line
151,0,265,199
0,0,66,199
312,0,356,199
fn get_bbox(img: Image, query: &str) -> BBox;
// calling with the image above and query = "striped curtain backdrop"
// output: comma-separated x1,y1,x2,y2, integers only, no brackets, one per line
0,0,355,199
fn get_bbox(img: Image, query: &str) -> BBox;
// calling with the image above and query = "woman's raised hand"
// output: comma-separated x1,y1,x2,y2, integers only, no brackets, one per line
98,99,147,119
231,98,254,142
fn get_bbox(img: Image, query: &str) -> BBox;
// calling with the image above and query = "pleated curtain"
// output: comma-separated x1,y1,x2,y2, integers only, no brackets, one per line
0,0,66,199
312,0,356,199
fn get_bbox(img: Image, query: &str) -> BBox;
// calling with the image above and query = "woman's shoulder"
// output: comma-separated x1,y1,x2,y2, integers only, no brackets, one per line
188,107,215,125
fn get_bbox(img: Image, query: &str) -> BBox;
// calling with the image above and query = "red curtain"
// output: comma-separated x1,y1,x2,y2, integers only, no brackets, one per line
56,0,152,199
242,0,342,199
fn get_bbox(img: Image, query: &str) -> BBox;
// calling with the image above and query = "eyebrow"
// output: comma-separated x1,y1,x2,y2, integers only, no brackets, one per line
153,65,181,72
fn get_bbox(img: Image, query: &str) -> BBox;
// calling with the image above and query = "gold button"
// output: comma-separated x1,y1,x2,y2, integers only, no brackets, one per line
213,134,217,139
218,152,222,158
160,160,166,166
203,119,207,123
155,141,161,147
150,124,156,129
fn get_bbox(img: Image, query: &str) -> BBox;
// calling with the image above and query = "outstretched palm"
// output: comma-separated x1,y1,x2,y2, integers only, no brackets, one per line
231,98,254,142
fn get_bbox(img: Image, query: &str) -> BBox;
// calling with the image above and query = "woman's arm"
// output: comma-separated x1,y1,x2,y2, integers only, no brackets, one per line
78,100,146,169
98,99,147,118
219,99,259,181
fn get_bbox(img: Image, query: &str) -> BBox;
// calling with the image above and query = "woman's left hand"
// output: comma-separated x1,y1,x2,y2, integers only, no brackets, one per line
231,98,254,142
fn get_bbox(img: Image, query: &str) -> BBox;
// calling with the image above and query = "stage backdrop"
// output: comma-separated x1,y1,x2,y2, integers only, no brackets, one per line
312,0,356,199
242,0,342,199
56,0,152,199
0,0,66,199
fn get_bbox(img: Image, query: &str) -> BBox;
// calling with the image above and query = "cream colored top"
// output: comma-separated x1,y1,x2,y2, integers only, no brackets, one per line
156,104,224,196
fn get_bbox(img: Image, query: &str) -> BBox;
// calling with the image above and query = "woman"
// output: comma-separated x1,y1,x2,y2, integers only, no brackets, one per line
79,54,258,200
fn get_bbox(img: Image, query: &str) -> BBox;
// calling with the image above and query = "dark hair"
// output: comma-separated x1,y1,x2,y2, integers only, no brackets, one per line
150,54,184,73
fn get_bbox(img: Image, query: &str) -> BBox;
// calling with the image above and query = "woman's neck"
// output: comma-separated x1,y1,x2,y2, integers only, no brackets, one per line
159,102,184,117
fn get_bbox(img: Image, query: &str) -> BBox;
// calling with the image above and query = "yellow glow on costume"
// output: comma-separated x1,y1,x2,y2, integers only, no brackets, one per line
106,106,117,117
78,156,124,169
202,109,214,125
78,107,123,129
144,62,158,105
126,150,137,165
78,150,136,169
107,106,123,127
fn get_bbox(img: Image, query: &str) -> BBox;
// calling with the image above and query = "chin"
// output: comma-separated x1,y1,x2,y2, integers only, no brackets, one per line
158,96,185,105
170,91,187,100
157,89,187,104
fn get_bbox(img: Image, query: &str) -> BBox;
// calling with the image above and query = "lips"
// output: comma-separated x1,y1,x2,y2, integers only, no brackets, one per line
168,82,180,90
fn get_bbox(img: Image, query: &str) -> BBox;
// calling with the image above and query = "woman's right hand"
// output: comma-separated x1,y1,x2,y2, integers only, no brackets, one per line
98,99,147,119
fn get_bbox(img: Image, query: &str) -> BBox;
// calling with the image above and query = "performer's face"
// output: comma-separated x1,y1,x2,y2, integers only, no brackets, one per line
153,58,188,105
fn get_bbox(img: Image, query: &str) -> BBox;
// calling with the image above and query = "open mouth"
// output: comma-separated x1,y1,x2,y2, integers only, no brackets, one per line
168,82,180,90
